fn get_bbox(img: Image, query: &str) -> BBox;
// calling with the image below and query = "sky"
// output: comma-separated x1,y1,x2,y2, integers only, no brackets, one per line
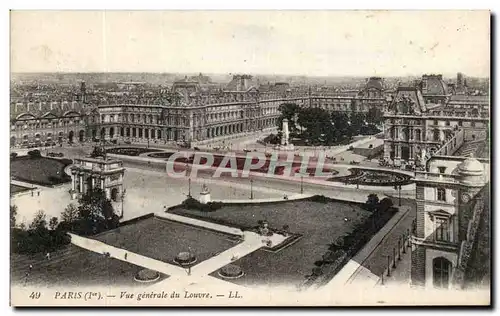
10,11,491,77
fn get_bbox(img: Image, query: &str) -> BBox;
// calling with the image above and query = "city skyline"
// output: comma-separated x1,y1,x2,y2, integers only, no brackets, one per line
10,11,490,77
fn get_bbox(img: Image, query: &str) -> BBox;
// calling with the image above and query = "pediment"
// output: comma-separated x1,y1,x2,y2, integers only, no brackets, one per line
41,112,58,119
63,110,81,117
428,209,453,220
16,113,36,120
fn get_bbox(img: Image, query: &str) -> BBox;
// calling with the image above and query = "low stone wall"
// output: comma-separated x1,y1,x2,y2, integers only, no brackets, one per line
212,193,314,204
325,205,411,288
107,153,167,172
352,144,384,158
156,212,244,236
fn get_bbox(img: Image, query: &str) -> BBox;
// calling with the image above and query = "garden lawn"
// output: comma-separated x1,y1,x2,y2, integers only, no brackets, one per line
11,244,164,288
91,217,239,265
11,184,31,194
10,156,72,186
170,200,372,287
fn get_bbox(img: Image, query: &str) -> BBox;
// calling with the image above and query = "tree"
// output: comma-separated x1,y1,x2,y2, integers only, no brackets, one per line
77,188,115,221
297,107,331,144
366,107,384,125
49,217,59,230
379,197,394,213
349,112,366,136
73,188,119,235
277,103,299,133
61,203,79,223
29,210,47,230
10,205,17,228
365,194,380,212
331,112,350,142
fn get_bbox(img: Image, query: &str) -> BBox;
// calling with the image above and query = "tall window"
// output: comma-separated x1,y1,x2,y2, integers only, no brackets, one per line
433,257,451,288
437,188,446,202
435,217,450,241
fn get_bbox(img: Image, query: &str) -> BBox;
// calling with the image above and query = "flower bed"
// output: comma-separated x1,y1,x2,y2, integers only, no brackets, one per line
218,264,244,279
134,269,161,283
106,147,163,156
328,168,413,187
173,252,197,266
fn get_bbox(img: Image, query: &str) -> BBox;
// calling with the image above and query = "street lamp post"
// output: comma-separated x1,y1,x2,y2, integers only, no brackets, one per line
398,185,402,206
250,179,254,200
188,178,191,197
120,188,127,219
300,175,304,194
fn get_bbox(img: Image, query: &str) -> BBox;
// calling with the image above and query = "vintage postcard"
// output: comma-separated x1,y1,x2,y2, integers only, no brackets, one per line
9,10,491,306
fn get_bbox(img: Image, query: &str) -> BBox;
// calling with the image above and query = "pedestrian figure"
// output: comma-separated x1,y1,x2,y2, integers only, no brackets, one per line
24,271,30,286
46,252,51,260
29,264,33,270
124,253,128,260
37,191,40,196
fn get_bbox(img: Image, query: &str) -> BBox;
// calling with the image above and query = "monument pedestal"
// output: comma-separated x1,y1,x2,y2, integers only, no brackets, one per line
69,190,78,200
279,144,295,151
199,185,211,204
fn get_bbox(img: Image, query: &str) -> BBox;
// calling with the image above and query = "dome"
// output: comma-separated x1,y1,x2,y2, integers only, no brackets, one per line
365,77,383,90
458,157,484,174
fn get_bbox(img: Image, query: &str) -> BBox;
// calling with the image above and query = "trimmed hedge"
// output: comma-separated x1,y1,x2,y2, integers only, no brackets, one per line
27,149,42,158
181,197,223,212
305,205,397,286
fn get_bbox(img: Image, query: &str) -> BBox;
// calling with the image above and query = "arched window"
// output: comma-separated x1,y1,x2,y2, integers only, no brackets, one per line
433,257,451,288
415,129,422,141
434,129,441,141
437,188,446,202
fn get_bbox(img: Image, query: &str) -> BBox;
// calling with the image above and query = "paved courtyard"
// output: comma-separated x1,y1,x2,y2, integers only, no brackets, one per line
11,166,291,225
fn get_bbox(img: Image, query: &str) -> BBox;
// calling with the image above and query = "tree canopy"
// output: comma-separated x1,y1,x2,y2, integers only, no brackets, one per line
274,103,381,146
11,188,120,255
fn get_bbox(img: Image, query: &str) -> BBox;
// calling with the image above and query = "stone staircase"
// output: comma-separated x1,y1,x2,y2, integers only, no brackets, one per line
455,140,488,158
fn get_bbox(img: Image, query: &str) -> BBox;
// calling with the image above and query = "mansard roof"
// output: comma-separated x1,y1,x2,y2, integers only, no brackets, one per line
365,77,384,91
421,74,450,96
387,86,427,115
10,101,87,120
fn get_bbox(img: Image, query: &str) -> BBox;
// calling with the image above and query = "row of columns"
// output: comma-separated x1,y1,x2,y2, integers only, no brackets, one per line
71,172,104,195
95,116,279,143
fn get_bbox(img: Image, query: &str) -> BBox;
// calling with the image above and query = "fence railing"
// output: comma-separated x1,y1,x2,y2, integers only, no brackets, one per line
376,222,414,286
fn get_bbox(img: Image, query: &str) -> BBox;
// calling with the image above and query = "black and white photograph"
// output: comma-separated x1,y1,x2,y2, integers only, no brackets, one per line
8,10,491,306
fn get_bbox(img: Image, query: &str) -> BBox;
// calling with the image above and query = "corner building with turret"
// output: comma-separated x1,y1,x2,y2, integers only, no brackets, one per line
411,154,490,289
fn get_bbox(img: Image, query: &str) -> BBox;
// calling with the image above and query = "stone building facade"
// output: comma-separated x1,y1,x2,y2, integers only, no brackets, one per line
411,155,489,289
383,74,489,166
10,75,388,148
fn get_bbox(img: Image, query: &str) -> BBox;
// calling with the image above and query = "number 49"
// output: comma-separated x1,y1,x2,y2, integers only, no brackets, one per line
29,292,41,299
